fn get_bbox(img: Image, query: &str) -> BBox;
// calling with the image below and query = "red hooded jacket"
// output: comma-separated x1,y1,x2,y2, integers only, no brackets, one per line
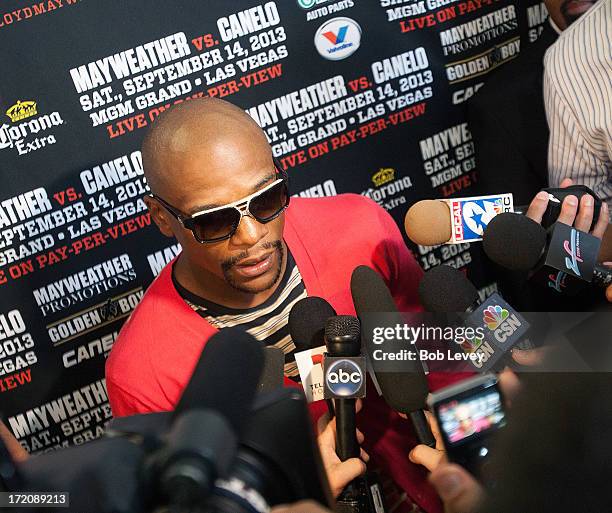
107,194,453,512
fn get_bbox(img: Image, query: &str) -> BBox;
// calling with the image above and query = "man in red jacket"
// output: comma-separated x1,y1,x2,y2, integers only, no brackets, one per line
106,98,440,512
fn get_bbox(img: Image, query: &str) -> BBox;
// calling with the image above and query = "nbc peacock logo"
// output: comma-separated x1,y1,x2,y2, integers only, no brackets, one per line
483,305,509,331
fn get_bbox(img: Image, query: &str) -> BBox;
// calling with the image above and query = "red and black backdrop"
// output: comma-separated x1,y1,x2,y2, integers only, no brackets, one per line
0,0,546,453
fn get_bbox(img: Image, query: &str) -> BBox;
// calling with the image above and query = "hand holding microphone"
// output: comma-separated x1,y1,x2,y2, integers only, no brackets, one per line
483,210,612,289
316,400,368,499
524,178,608,240
410,370,522,513
404,182,607,247
531,178,612,302
289,299,371,502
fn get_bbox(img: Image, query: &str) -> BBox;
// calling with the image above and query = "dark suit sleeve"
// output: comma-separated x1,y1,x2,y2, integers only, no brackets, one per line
467,94,544,205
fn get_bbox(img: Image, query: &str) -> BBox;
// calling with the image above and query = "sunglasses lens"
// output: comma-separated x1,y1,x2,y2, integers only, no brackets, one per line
250,181,288,222
193,208,240,242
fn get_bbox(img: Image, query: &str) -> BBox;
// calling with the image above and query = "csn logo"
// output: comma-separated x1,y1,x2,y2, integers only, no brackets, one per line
314,17,361,61
483,305,524,344
325,359,363,397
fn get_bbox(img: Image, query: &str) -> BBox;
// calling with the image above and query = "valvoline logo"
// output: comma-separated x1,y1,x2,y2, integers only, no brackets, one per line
314,17,361,61
322,25,348,44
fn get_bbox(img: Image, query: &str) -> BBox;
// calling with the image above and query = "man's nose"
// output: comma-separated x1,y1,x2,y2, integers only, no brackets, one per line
231,214,266,247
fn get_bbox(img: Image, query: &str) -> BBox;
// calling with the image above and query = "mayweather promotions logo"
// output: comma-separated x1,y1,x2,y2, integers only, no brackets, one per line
6,100,37,122
1,100,64,156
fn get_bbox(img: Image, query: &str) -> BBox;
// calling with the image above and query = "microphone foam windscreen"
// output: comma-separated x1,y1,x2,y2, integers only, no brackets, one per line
289,296,337,351
418,265,479,312
374,373,428,413
324,315,361,340
351,266,430,410
351,265,397,314
483,213,546,271
258,346,285,393
404,200,452,246
324,315,361,356
173,327,264,436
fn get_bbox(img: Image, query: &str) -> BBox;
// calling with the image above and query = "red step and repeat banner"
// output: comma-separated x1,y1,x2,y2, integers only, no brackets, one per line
0,0,546,454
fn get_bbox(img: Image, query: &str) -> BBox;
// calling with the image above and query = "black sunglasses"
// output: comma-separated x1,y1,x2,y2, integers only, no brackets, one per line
150,161,289,243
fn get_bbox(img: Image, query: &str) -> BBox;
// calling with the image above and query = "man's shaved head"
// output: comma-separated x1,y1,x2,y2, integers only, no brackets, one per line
142,97,287,309
142,97,268,198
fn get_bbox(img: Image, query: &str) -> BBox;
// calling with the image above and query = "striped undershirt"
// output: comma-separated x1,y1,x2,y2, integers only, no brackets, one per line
544,0,612,212
172,250,307,378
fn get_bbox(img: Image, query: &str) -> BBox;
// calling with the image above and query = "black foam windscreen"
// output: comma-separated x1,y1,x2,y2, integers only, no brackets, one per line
324,315,361,357
258,346,285,393
483,213,547,271
173,327,264,436
350,266,430,410
372,374,424,414
350,265,397,313
418,265,479,312
324,315,361,341
288,296,337,351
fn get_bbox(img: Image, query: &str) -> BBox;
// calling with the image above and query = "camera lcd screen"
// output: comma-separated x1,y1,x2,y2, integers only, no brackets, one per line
437,388,506,446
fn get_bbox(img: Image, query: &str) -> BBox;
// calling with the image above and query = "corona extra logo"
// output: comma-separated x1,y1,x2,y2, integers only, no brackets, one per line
372,167,395,187
6,100,37,123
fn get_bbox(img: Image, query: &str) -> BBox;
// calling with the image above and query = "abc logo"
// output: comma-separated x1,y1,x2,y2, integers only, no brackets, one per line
325,360,363,397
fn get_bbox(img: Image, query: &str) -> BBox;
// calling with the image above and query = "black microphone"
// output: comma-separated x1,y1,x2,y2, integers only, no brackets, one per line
289,296,337,352
208,388,335,513
350,266,435,448
404,184,602,246
324,316,365,462
418,265,531,371
257,346,286,394
324,315,386,513
16,330,264,513
515,185,603,230
289,296,337,415
483,213,612,289
418,265,479,313
148,327,264,511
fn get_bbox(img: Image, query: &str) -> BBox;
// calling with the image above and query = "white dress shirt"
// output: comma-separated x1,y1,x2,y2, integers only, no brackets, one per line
544,0,612,211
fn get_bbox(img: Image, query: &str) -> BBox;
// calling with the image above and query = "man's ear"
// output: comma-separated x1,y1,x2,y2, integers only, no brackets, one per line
144,196,176,238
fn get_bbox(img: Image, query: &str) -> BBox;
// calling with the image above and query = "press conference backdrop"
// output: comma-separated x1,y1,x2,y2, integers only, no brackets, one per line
0,0,546,453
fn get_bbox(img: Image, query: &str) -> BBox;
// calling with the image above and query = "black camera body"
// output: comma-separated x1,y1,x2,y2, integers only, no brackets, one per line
428,374,506,482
